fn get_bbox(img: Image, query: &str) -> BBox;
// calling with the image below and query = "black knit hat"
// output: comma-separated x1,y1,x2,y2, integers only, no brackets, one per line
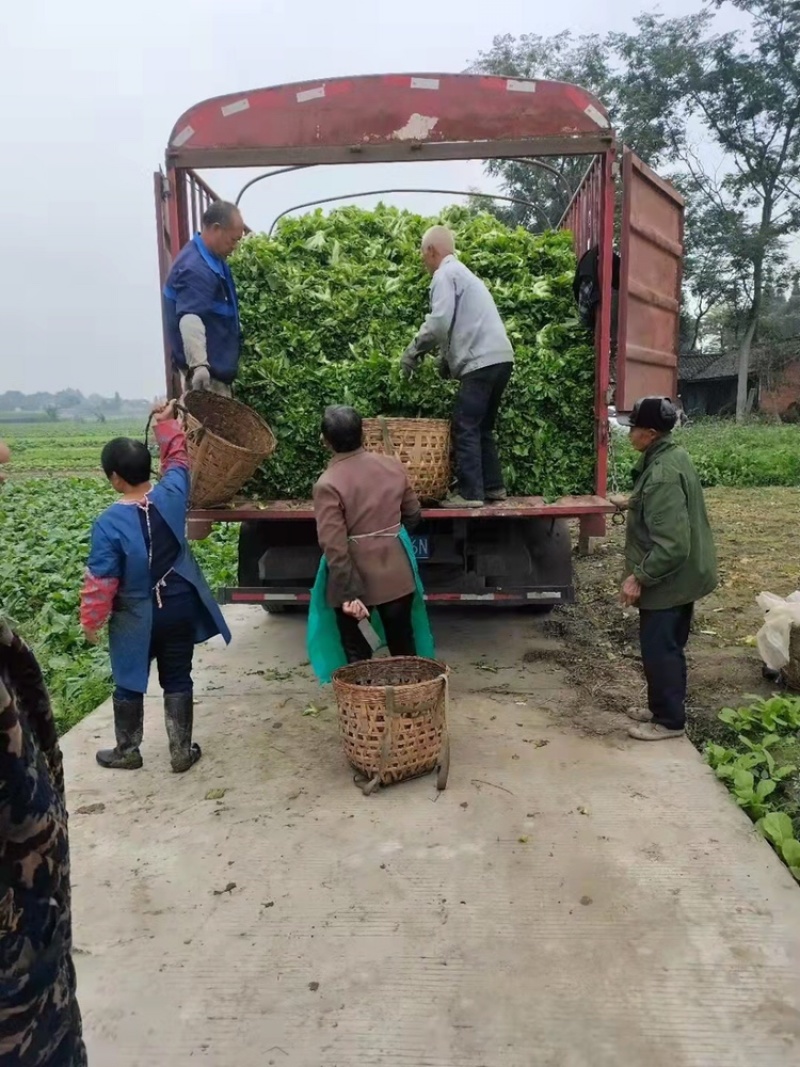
617,396,678,432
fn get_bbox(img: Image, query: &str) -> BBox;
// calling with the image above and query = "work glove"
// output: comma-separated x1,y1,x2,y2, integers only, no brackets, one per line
435,357,451,381
190,366,211,391
400,343,421,379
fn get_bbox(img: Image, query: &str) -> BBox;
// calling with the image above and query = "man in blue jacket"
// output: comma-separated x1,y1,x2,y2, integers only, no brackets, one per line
163,201,245,395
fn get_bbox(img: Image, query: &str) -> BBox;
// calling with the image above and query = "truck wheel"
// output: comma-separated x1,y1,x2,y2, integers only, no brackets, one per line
262,603,287,615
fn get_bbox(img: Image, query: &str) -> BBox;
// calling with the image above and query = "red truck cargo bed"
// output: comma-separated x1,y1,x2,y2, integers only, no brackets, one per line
189,494,615,525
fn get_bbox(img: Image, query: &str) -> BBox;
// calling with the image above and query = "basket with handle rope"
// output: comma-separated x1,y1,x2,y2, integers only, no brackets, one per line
332,656,451,795
145,393,276,509
361,417,451,502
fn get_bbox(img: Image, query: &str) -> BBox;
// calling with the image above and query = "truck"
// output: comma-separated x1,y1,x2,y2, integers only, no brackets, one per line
154,72,683,611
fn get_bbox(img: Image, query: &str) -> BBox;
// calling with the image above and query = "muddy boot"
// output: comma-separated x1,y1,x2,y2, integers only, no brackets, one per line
164,692,202,773
96,696,144,769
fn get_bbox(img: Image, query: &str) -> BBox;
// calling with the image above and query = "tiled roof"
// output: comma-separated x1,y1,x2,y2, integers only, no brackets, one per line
678,351,739,382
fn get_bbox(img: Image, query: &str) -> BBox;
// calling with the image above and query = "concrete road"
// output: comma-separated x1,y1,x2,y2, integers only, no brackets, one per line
63,607,800,1066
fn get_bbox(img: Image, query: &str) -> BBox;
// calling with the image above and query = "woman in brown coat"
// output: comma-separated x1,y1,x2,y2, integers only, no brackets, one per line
312,406,425,663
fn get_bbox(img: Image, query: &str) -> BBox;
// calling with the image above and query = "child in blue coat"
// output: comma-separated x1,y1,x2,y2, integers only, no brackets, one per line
80,400,231,772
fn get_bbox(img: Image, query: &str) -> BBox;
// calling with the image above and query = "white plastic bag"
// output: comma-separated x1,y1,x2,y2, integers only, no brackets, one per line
756,591,800,670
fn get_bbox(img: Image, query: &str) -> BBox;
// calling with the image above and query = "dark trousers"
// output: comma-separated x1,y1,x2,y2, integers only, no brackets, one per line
115,592,197,700
453,362,513,499
335,593,416,663
639,603,694,730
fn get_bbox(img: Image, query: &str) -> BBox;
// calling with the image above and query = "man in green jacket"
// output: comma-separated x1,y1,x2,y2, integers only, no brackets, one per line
618,397,717,741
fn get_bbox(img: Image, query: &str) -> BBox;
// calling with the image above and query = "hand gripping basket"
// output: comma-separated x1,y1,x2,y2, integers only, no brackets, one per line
362,417,451,502
332,656,451,795
182,392,276,508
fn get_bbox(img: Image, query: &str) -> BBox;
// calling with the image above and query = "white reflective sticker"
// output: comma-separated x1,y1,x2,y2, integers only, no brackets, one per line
171,125,195,148
221,99,250,117
506,79,537,93
410,77,440,90
585,104,610,128
297,86,325,103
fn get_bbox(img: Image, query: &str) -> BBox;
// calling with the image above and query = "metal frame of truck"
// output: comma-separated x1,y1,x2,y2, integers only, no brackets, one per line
154,72,683,610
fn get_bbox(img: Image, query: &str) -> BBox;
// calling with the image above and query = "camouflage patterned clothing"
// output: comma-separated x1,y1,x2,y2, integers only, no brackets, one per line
0,623,87,1066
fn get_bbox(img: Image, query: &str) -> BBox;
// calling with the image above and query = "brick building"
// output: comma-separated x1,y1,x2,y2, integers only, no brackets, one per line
678,340,800,418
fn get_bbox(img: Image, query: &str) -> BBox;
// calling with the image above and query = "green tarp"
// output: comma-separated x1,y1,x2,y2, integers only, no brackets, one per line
307,528,435,683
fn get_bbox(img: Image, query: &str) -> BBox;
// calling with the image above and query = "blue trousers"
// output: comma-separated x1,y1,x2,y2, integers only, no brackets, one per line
114,592,197,701
639,603,694,730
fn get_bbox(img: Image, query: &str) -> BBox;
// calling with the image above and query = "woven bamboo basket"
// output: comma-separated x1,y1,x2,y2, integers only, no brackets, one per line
786,625,800,692
362,417,451,501
182,392,275,509
332,656,450,794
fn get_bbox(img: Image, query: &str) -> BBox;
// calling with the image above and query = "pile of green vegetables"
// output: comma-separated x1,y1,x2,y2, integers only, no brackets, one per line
231,205,595,499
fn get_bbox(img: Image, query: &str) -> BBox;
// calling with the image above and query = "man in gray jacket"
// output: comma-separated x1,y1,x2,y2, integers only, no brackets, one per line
401,225,514,508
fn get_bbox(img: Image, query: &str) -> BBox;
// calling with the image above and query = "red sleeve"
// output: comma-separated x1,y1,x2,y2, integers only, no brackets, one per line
80,572,119,632
155,419,189,475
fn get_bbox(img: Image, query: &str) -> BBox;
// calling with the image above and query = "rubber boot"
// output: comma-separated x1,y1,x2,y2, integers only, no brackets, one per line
164,692,202,773
96,696,144,769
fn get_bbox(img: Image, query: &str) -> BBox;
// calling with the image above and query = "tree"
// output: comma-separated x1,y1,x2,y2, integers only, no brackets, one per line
471,3,800,417
469,31,675,228
611,0,800,418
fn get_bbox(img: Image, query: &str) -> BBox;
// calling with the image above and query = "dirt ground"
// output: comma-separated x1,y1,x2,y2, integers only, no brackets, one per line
563,487,800,746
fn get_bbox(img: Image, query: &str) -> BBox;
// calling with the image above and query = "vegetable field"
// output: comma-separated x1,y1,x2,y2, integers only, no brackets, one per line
3,419,143,474
1,421,236,732
609,419,800,490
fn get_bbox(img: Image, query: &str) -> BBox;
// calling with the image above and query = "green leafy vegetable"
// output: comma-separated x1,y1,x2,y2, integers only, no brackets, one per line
0,473,235,733
231,205,595,500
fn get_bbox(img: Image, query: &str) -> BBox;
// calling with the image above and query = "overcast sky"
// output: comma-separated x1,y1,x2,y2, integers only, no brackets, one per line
2,0,739,398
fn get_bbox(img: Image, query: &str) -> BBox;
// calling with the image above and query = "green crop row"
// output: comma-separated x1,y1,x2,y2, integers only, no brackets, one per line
706,695,800,882
0,477,235,733
608,419,800,490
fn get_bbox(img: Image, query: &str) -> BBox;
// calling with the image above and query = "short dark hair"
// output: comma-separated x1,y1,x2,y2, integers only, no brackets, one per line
321,406,363,453
101,438,152,485
202,200,241,229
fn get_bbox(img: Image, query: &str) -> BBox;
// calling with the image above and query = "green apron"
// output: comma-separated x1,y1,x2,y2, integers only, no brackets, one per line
307,527,435,683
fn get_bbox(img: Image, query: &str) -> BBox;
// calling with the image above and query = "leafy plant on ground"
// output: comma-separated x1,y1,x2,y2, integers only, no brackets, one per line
231,205,595,500
706,694,800,881
609,419,800,491
1,477,236,733
760,813,800,881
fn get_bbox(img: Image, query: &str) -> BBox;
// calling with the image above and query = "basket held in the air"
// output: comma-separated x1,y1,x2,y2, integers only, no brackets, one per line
183,392,276,508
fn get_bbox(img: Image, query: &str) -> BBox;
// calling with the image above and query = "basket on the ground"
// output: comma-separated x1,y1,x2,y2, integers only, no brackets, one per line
182,392,275,508
787,625,800,691
332,656,450,794
362,417,451,501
